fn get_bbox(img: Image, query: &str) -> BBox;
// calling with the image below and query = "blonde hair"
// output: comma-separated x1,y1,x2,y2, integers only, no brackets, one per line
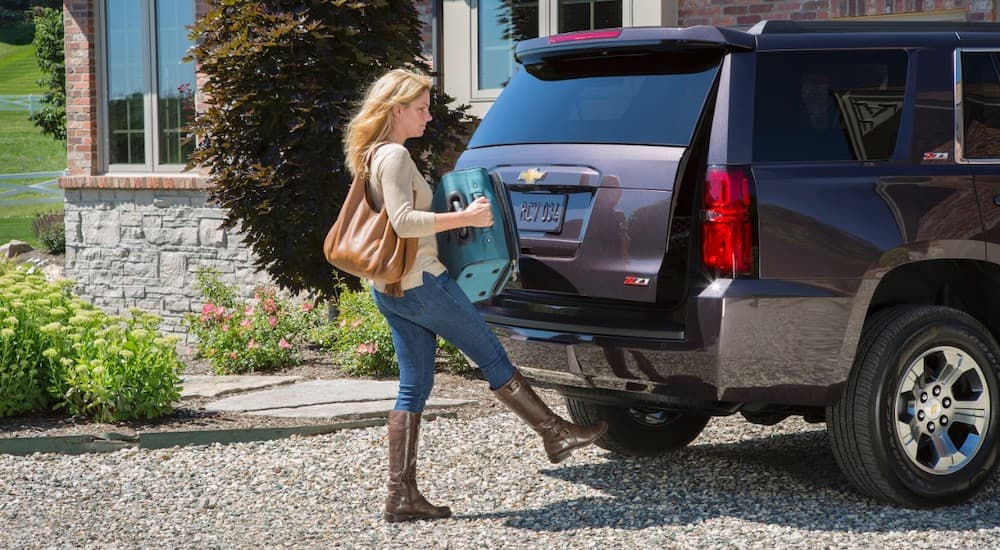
344,68,433,178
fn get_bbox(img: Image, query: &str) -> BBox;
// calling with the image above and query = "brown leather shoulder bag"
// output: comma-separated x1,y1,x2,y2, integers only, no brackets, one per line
323,144,417,296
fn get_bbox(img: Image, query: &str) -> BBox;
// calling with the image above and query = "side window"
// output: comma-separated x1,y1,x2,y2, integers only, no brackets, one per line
960,51,1000,161
753,50,908,163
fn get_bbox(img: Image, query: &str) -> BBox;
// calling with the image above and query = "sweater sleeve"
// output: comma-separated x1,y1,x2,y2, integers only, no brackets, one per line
372,145,437,239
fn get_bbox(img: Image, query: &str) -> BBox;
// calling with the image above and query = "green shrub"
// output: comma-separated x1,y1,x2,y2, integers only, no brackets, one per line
31,209,64,254
50,310,183,422
30,6,65,141
0,259,183,421
184,269,324,374
328,283,475,376
188,0,474,300
329,284,399,376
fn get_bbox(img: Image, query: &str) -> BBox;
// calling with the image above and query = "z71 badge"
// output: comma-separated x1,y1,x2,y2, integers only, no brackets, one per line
624,276,650,287
923,151,949,160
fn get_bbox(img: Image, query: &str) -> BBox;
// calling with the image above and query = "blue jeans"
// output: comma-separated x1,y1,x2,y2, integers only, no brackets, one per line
371,271,516,413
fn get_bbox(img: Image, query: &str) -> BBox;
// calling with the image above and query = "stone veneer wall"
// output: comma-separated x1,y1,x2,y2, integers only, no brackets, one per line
61,176,272,339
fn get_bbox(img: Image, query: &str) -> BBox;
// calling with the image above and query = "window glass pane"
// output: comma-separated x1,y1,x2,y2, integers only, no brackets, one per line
106,0,145,165
593,0,621,29
479,0,538,90
753,51,908,162
961,52,1000,159
559,2,589,32
559,0,621,33
469,51,722,148
156,0,196,165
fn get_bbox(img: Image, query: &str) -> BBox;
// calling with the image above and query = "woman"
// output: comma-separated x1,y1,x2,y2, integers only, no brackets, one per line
344,68,607,523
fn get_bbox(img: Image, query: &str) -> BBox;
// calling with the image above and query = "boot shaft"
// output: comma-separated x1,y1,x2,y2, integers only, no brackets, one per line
384,410,451,522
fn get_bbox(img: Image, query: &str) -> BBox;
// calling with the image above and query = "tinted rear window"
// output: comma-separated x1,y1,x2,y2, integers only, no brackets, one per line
960,50,1000,160
468,51,722,148
753,50,908,162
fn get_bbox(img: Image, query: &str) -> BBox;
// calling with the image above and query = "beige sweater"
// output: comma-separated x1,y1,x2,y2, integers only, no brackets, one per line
366,143,446,292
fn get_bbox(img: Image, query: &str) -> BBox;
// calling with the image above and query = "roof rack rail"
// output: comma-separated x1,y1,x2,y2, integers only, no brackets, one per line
747,20,1000,35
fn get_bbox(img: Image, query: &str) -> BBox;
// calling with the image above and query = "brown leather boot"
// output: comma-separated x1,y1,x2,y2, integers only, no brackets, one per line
493,371,608,464
384,410,452,523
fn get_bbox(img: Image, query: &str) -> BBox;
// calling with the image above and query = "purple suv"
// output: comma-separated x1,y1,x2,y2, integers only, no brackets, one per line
455,20,1000,507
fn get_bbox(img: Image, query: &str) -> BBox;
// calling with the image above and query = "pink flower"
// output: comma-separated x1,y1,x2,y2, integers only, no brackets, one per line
355,342,378,355
244,305,255,316
229,351,238,359
350,319,363,329
247,339,259,349
263,298,277,314
279,339,291,349
185,346,193,356
268,316,278,328
240,318,252,328
300,302,314,312
221,324,229,333
202,303,216,315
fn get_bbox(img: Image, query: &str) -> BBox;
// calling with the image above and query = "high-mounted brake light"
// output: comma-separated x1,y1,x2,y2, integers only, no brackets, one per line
702,166,754,277
548,29,622,44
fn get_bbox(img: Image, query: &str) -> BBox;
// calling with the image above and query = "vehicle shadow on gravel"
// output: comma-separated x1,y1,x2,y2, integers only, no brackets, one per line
457,429,1000,533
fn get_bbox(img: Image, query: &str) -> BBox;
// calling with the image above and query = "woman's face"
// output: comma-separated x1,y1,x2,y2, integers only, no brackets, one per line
392,90,432,141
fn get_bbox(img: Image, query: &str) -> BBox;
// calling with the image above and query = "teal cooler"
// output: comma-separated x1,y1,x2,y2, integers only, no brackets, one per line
432,168,519,303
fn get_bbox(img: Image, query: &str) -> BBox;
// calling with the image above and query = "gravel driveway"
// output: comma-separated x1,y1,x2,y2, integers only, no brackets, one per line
2,407,998,548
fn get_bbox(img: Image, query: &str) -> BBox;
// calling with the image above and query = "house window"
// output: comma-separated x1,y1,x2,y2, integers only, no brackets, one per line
103,0,196,170
475,0,623,94
558,0,621,33
478,0,539,91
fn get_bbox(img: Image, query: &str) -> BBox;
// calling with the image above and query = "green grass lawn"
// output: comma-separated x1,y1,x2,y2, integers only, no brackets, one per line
0,110,66,173
0,203,63,249
0,22,43,95
0,21,66,250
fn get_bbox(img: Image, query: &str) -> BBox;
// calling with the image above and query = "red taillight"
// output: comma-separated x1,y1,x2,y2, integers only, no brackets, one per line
548,29,622,44
702,166,753,276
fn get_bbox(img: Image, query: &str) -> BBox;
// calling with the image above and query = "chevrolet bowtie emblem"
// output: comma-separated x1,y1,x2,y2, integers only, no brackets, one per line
517,169,547,185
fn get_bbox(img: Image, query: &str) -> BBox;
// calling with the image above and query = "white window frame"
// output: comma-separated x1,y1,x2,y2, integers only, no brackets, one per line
955,47,1000,165
470,0,631,101
96,0,196,174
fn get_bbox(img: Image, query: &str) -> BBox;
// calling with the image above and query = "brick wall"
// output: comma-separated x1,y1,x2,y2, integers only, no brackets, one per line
678,0,995,26
64,1,98,177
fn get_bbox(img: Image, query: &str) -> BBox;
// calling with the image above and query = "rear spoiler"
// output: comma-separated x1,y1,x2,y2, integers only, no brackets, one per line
515,26,755,64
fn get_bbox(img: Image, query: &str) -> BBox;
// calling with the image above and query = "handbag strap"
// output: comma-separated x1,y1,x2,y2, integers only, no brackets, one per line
364,142,417,211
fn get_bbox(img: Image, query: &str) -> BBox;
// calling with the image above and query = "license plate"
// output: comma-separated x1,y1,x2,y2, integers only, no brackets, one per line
513,193,567,233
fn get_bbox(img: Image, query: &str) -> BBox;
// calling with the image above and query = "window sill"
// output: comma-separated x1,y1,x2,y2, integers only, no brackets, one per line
58,174,212,190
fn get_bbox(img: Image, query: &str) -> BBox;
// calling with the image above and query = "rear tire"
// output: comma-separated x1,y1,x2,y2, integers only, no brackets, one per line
828,305,1000,507
565,397,710,456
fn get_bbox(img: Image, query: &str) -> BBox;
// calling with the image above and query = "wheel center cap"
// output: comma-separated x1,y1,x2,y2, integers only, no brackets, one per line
926,399,943,420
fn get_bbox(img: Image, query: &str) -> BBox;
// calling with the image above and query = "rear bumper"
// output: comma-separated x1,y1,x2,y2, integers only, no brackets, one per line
486,279,856,408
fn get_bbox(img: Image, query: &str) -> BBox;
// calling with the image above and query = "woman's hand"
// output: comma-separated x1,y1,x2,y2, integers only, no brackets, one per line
464,196,494,228
434,196,494,233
